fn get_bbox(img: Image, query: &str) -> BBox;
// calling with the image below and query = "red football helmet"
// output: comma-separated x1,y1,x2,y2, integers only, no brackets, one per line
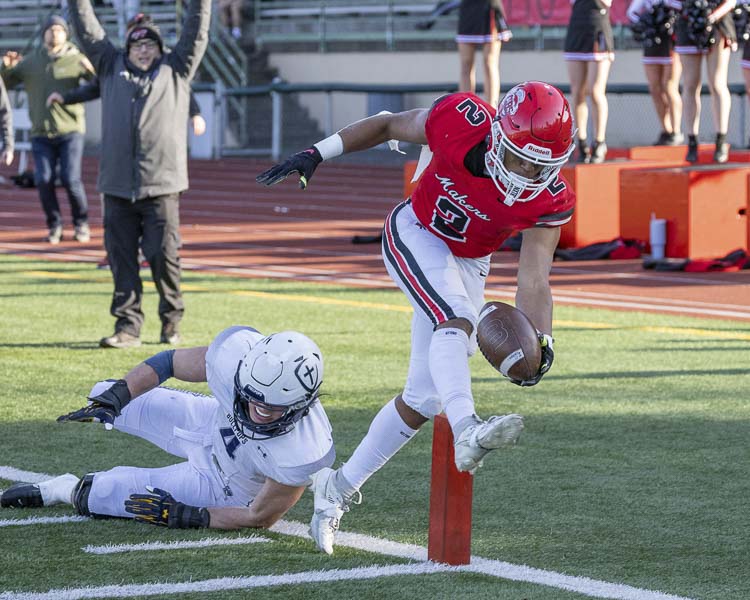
485,81,576,205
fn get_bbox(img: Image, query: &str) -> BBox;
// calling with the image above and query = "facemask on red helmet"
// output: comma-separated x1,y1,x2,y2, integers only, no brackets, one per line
485,81,576,206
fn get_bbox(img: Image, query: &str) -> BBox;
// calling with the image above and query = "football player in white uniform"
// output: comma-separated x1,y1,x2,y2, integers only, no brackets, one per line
1,326,334,531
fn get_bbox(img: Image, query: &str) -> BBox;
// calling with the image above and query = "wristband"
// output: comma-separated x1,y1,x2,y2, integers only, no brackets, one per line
313,133,344,160
169,504,211,529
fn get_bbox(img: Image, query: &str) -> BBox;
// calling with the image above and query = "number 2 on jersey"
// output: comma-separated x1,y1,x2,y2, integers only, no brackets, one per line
431,196,469,242
456,98,487,126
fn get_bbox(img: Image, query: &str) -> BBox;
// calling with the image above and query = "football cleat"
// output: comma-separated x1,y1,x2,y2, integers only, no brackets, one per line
453,414,524,473
308,467,360,555
0,474,80,509
1,483,44,508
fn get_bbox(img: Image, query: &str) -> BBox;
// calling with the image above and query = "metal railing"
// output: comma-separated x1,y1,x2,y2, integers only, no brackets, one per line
216,81,749,160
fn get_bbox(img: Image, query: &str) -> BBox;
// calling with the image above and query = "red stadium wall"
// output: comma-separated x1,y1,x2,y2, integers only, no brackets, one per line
504,0,629,26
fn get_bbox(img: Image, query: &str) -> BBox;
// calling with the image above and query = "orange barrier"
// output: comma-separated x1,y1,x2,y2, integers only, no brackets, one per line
428,414,473,565
559,159,685,248
620,164,750,258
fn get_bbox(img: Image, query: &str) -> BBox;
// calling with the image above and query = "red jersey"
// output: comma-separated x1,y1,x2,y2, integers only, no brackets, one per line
410,93,576,259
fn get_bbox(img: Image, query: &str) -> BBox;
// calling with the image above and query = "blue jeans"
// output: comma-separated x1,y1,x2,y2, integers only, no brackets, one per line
31,133,88,229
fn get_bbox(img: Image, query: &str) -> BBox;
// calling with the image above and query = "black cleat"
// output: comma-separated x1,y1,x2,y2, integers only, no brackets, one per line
1,483,44,508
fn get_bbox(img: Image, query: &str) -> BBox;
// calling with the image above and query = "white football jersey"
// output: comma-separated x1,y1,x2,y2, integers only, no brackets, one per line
206,326,335,501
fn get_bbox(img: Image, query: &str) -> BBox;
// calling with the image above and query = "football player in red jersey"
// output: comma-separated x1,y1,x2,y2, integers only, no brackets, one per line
257,81,576,555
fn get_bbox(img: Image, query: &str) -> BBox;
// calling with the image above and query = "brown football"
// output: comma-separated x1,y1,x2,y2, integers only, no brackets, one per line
477,301,542,381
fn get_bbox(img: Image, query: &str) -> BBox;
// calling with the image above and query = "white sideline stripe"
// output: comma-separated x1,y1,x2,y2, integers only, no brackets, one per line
0,563,454,600
0,516,88,528
0,472,697,600
82,536,270,555
271,522,695,600
270,520,428,560
465,558,693,600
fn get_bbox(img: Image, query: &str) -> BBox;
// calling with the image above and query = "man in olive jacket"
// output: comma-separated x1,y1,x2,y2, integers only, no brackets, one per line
1,16,94,244
68,0,211,349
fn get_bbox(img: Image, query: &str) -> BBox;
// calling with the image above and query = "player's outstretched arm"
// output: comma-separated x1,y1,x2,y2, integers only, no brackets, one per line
207,479,306,529
511,226,560,386
256,108,429,190
124,479,306,530
57,346,209,427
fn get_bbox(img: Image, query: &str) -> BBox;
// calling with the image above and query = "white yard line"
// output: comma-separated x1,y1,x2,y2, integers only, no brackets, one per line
0,515,88,528
0,467,56,484
0,467,697,600
0,563,455,600
82,536,270,555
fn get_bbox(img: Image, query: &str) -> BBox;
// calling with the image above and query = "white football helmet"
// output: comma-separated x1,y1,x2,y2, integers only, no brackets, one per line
233,331,323,439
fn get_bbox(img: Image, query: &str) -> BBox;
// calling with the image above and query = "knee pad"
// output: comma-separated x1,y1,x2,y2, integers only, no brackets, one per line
72,473,95,516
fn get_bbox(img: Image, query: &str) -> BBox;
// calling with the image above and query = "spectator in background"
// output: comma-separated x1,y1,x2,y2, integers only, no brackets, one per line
0,77,12,166
1,16,94,244
675,0,737,163
456,0,512,107
218,0,243,39
68,0,211,349
628,0,684,145
48,13,208,137
564,0,615,163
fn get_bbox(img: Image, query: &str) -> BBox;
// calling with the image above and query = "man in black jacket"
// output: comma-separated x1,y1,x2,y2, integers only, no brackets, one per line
68,0,211,349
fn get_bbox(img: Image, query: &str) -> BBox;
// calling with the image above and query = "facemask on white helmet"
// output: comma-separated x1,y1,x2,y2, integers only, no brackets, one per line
233,331,323,439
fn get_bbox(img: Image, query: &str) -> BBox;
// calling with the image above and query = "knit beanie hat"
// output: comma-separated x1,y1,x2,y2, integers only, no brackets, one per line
42,15,69,38
127,23,164,52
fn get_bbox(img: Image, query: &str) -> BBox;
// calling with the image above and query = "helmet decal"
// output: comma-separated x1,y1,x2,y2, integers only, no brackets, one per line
498,87,526,118
295,355,321,393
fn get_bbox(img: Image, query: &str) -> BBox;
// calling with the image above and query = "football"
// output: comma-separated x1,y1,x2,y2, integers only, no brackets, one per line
476,301,542,381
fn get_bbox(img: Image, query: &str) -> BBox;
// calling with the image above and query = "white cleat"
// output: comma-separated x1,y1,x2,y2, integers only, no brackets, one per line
308,467,360,555
453,414,524,473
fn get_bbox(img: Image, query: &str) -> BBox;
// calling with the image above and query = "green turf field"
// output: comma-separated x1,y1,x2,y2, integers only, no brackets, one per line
0,255,748,599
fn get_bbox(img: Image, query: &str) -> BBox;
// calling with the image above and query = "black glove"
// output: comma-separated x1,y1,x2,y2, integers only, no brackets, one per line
255,146,323,189
56,379,132,429
510,333,554,387
124,487,210,529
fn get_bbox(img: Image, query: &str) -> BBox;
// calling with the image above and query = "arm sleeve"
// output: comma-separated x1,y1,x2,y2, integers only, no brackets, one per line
62,78,101,104
0,78,12,152
67,0,118,75
534,183,576,228
189,91,201,118
171,0,212,80
0,59,25,90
